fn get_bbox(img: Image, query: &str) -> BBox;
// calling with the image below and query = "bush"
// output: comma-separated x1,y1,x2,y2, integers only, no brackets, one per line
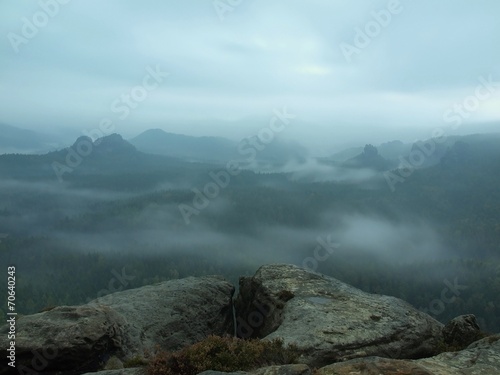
148,336,299,375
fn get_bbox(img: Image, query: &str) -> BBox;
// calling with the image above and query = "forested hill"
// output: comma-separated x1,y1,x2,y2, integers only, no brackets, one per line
130,129,236,162
0,133,217,189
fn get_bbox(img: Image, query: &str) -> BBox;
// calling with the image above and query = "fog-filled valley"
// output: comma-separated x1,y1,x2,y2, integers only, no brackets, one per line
1,129,500,332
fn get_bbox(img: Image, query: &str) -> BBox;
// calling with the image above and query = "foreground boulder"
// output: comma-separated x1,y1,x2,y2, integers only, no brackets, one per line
1,305,126,374
0,276,234,375
235,264,444,367
317,334,500,375
88,275,235,356
442,314,481,349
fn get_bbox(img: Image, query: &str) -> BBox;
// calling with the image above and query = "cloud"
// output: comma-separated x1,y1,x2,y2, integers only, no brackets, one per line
332,214,447,262
0,176,451,274
263,158,379,183
0,179,135,235
0,0,499,148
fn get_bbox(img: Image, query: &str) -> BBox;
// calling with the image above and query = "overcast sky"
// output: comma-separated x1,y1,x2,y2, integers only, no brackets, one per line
0,0,499,151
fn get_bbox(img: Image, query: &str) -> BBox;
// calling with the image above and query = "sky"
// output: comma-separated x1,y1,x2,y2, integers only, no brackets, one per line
0,0,499,151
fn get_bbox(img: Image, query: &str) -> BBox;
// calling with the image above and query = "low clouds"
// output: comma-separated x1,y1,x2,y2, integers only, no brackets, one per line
274,159,380,183
331,214,447,262
0,179,133,235
0,178,448,269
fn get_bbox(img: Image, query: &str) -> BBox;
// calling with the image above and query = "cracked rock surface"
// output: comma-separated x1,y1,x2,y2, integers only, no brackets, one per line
235,264,444,368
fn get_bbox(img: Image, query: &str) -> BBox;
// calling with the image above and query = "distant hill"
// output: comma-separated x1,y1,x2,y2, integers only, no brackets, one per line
342,144,394,171
323,134,495,169
326,140,411,164
240,135,308,168
0,123,59,154
130,128,309,166
130,129,236,162
0,133,212,189
377,140,412,160
327,146,364,162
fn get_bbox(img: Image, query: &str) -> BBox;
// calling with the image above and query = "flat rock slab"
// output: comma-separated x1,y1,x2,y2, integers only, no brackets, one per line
88,275,235,356
251,364,311,375
235,264,444,368
416,335,500,375
198,364,311,375
317,335,500,375
0,276,234,375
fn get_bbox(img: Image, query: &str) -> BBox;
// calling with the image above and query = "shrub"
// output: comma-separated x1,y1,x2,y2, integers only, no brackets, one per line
148,335,299,375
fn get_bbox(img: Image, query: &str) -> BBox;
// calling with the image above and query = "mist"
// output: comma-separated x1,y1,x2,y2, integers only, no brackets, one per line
267,158,380,183
1,177,449,267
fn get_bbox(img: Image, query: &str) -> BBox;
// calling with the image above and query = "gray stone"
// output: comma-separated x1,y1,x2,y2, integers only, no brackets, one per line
416,335,500,375
318,357,434,375
442,314,481,349
0,276,234,375
198,364,310,375
317,334,500,375
252,364,311,375
235,264,444,368
88,276,235,357
0,305,126,374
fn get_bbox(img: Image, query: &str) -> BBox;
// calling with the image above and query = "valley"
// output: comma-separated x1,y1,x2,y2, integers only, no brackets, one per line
1,130,499,332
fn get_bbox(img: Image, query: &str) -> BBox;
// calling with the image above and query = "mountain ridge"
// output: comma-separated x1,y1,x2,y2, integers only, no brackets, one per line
0,123,60,154
129,128,236,162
